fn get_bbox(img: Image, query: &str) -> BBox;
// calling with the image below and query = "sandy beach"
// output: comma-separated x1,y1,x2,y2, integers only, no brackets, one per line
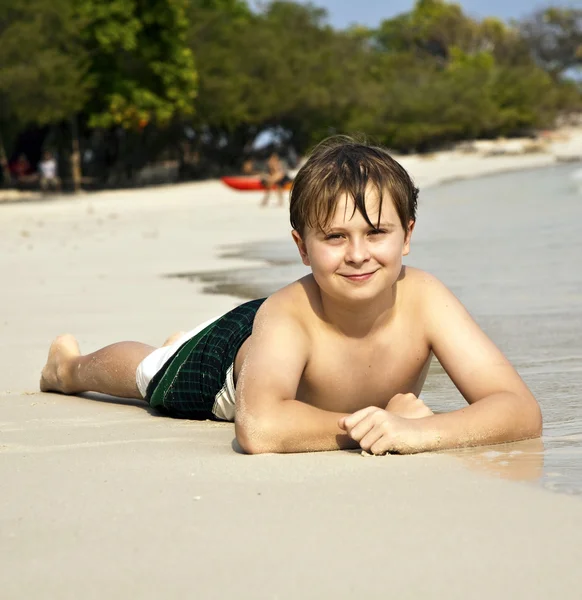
2,130,582,598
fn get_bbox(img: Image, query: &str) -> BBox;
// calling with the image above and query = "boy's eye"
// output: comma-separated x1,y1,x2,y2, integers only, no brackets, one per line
325,233,343,240
369,229,386,235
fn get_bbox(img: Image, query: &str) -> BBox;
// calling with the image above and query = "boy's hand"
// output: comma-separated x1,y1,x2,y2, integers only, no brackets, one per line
338,407,426,455
385,393,434,419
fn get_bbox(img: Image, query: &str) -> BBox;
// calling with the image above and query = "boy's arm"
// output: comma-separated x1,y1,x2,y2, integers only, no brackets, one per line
414,275,542,451
234,297,358,454
341,275,542,455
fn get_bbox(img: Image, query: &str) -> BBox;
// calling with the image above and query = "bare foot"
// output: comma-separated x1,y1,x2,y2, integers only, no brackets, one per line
162,331,186,347
40,334,81,393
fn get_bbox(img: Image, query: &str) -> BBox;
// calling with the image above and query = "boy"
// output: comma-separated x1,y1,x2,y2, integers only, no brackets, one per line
40,137,542,455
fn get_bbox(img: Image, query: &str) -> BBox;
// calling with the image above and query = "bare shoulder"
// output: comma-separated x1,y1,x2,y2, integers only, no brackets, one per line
398,266,475,343
398,266,452,311
257,275,319,333
400,266,445,292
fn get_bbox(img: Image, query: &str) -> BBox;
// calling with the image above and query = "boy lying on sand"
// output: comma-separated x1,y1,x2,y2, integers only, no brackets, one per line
40,137,542,454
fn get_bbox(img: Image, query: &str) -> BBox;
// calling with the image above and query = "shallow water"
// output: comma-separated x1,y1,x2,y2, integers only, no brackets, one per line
170,163,582,495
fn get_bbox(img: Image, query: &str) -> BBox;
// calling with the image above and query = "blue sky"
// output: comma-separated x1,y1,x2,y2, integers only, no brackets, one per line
252,0,582,28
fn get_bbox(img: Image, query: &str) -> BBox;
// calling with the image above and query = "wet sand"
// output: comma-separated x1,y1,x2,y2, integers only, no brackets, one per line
2,146,582,597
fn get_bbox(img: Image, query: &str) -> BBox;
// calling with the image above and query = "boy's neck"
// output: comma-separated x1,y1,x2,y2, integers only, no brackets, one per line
318,286,398,338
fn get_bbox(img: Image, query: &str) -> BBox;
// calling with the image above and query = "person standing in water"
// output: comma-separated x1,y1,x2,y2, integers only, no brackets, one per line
260,152,292,207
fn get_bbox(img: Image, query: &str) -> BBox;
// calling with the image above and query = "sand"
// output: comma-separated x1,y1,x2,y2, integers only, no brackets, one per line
2,132,582,598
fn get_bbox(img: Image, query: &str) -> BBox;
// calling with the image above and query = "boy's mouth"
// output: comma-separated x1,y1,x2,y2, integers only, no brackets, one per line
340,271,377,282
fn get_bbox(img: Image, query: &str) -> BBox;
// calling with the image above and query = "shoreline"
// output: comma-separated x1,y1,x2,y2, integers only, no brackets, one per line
396,127,582,189
412,155,579,189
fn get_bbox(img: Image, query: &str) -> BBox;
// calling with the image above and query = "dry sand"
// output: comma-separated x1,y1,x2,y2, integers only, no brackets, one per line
2,132,582,599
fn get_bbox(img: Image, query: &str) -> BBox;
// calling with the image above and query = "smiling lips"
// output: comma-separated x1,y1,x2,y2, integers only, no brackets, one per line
340,271,377,282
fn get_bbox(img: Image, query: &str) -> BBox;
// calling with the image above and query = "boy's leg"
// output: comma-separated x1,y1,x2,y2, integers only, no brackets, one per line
40,334,156,399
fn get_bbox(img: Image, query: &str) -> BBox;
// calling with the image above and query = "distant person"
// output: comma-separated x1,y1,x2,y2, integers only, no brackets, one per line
242,158,255,175
10,154,34,184
260,152,292,207
40,136,542,455
38,151,61,193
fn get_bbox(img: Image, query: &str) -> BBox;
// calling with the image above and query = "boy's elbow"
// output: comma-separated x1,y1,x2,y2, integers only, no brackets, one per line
238,439,273,455
518,394,543,439
235,418,279,455
236,431,271,455
530,402,543,438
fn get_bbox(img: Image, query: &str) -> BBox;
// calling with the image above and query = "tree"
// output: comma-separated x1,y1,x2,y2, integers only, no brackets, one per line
63,0,199,185
0,0,90,185
477,17,532,67
80,0,197,131
375,0,478,63
187,0,375,158
375,0,531,68
185,0,255,161
519,7,582,78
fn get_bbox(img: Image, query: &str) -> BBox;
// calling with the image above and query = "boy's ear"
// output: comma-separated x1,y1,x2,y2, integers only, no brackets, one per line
402,220,415,256
291,230,310,266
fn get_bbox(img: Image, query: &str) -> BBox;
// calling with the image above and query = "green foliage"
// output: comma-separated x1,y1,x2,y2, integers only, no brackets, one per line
354,1,579,150
186,0,254,128
376,0,477,62
0,0,90,125
188,0,383,154
1,0,581,177
477,18,532,67
80,0,197,129
520,7,582,77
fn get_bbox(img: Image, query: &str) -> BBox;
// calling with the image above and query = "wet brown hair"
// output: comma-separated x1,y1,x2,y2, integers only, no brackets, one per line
290,136,418,236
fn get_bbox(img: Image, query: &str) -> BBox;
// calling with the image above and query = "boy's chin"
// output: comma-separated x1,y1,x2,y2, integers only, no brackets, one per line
326,281,386,302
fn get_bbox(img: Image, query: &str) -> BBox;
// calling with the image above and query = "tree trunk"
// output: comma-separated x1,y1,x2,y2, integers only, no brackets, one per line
70,116,82,193
0,130,12,185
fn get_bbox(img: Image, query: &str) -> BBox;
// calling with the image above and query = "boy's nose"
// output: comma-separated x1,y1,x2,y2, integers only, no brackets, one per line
345,238,370,264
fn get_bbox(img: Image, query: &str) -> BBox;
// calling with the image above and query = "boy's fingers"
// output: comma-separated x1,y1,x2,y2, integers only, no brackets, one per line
348,415,380,442
369,438,391,456
343,406,380,430
338,416,347,430
358,427,385,452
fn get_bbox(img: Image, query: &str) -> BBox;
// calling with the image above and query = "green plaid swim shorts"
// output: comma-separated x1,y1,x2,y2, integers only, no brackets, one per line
146,298,266,420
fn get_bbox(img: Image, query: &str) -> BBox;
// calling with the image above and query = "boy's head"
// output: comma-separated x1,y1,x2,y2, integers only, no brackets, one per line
290,136,418,237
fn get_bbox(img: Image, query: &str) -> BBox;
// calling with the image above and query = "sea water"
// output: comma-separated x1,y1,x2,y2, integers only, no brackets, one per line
176,163,582,495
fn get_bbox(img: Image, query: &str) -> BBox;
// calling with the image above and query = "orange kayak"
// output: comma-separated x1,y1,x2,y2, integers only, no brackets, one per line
221,176,293,191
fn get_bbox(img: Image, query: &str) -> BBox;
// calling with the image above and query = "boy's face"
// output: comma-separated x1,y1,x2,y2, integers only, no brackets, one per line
292,188,413,303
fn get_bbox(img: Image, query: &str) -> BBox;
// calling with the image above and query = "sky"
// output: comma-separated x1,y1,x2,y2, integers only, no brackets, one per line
252,0,582,28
